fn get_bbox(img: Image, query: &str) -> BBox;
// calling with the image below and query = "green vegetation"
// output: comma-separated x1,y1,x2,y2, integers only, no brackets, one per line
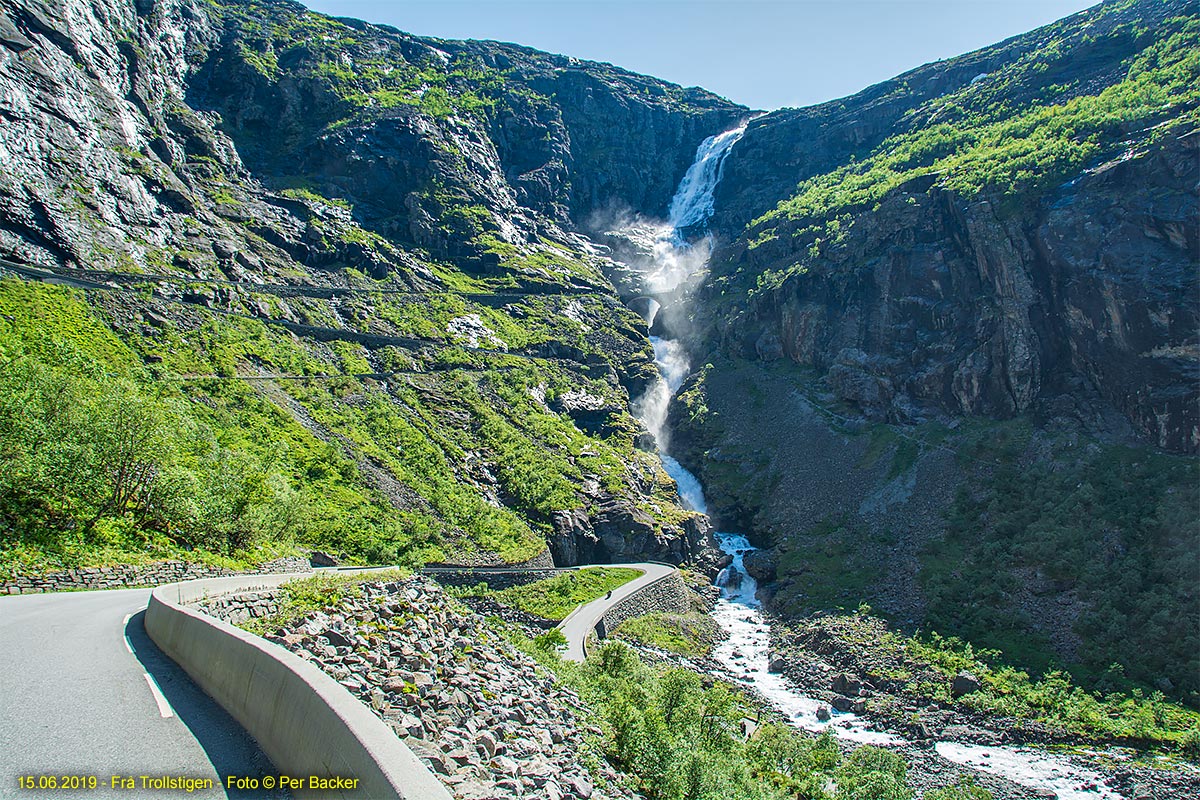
909,631,1200,752
0,281,311,574
240,568,409,635
456,567,640,621
923,432,1200,705
0,260,688,576
212,0,514,126
921,777,993,800
772,516,887,615
727,9,1200,296
611,611,723,658
791,609,1200,752
520,638,991,800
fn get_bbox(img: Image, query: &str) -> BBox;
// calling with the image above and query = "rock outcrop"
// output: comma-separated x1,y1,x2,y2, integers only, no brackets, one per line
701,0,1197,453
707,131,1198,450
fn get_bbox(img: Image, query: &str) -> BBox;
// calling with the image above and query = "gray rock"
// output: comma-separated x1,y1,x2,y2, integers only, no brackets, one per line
831,672,862,696
951,670,981,698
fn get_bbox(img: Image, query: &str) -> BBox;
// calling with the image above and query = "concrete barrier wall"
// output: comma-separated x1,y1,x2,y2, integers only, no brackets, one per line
595,570,689,639
145,573,452,800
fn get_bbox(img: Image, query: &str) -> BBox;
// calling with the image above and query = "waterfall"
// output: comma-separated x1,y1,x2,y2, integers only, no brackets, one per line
667,125,747,233
641,123,747,296
622,124,1119,799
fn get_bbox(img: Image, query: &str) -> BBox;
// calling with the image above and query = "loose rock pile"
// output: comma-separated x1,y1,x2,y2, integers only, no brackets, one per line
264,577,637,800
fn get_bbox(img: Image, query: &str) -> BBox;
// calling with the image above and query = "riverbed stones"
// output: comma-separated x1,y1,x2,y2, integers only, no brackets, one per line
831,672,862,696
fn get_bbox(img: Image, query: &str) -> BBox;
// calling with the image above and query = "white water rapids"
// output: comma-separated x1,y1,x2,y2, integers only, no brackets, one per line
625,124,1123,799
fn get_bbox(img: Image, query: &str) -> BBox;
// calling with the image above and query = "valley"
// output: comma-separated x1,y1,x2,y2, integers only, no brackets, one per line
0,0,1196,798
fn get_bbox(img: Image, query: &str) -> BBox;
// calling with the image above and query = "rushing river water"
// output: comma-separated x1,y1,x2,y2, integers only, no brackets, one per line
627,124,1124,799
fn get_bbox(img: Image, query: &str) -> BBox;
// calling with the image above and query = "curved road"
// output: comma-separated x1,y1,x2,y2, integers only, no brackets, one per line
555,563,676,661
0,588,282,799
0,561,679,796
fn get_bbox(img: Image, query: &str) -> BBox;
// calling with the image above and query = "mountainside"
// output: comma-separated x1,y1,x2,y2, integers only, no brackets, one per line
666,0,1200,700
0,0,743,575
1,0,1197,717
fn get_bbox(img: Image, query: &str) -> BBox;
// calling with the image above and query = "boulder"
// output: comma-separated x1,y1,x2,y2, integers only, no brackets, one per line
309,550,339,567
322,629,351,648
742,549,778,583
831,672,863,696
951,670,981,698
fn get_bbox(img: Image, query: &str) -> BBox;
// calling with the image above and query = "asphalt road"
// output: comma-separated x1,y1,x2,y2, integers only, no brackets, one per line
0,588,282,799
556,563,676,661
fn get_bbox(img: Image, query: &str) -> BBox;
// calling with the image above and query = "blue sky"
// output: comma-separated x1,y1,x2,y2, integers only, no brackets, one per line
300,0,1098,110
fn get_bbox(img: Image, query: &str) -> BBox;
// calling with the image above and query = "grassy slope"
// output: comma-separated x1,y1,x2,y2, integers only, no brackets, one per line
0,277,683,575
454,567,642,621
611,611,723,659
714,2,1199,297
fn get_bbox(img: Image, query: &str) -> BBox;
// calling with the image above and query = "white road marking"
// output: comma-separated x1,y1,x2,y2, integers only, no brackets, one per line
142,673,173,718
123,613,134,653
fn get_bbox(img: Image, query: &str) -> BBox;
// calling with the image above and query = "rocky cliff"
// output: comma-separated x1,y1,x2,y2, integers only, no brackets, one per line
699,0,1197,452
0,0,741,571
664,0,1199,698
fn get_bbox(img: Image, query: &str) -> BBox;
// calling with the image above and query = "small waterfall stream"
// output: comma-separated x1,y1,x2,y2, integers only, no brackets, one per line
626,124,1123,799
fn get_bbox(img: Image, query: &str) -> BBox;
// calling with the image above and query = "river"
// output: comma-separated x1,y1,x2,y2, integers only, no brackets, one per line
626,124,1124,800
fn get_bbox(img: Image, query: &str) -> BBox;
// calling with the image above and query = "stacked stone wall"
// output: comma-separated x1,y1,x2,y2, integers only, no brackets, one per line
2,556,311,595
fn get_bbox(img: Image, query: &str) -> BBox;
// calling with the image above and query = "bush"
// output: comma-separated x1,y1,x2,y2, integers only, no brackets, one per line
924,776,994,800
547,641,916,800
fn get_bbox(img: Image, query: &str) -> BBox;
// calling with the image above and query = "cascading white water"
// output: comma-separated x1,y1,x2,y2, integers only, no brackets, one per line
626,124,1123,799
630,122,897,742
668,125,748,232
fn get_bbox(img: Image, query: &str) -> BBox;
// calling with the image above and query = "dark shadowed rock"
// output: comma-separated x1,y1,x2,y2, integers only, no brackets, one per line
951,670,981,698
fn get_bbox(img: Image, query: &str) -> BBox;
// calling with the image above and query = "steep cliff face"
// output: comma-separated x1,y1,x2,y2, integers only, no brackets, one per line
0,0,739,571
707,130,1197,449
699,0,1197,453
664,0,1199,697
182,0,745,267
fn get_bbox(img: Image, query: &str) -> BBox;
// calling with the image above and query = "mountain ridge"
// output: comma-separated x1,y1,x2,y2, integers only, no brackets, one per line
0,0,1196,712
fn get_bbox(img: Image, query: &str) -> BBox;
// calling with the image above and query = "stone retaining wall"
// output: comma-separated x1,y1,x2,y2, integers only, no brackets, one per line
194,589,284,626
1,556,311,595
596,570,689,638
